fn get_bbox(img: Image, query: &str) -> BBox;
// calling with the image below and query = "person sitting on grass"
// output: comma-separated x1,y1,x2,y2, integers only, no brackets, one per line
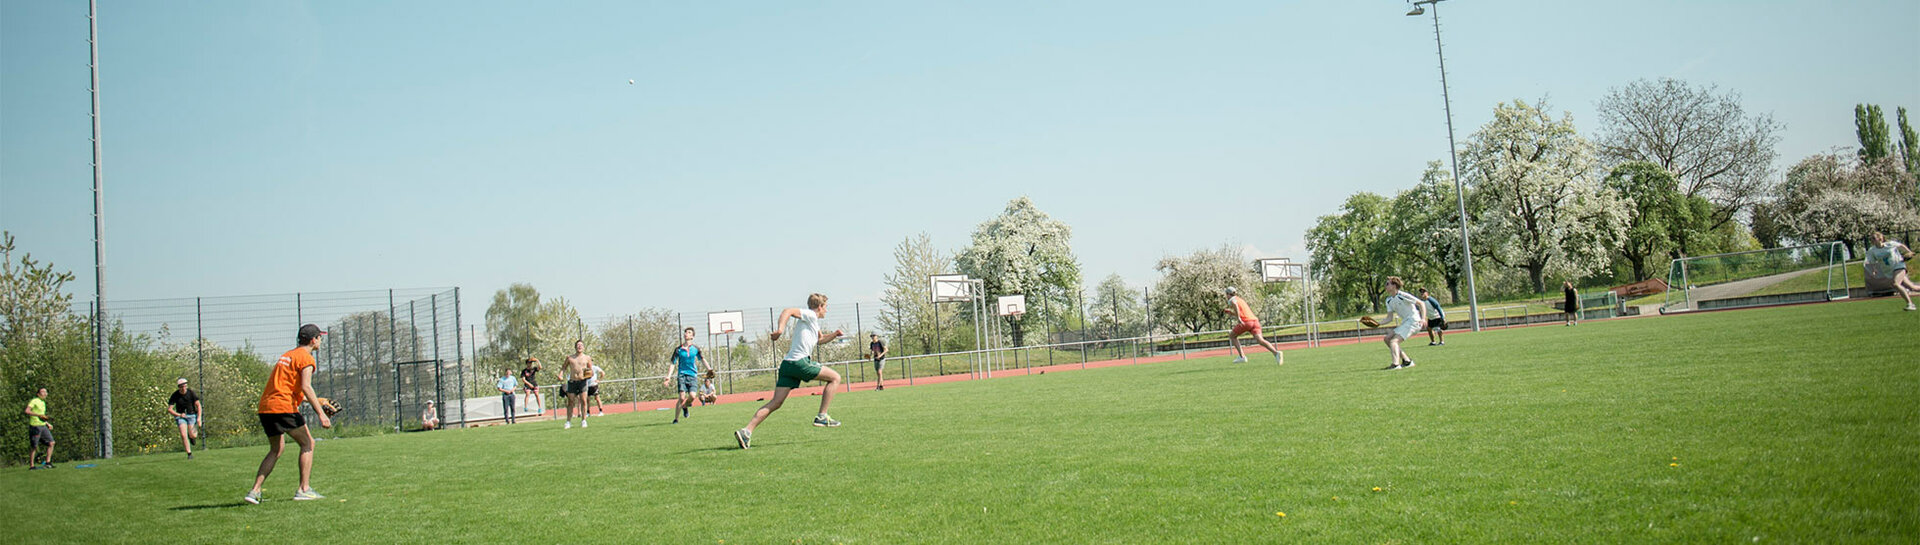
421,401,440,430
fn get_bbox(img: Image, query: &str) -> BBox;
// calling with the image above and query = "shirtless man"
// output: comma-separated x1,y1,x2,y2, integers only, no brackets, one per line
560,340,593,429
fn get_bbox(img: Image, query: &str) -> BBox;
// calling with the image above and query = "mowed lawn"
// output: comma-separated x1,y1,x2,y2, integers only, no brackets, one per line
4,300,1916,544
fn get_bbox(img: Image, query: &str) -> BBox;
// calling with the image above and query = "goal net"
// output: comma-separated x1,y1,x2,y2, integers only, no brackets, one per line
1662,241,1849,313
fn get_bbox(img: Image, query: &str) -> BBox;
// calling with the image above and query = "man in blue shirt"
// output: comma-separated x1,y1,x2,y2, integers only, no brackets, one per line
1418,288,1448,346
495,370,519,424
662,327,713,424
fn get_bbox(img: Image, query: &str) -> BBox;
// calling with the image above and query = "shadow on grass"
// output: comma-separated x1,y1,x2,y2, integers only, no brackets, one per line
169,502,251,511
675,438,827,455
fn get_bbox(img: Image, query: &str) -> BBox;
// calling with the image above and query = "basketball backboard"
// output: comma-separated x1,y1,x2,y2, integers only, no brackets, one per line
707,310,745,335
997,294,1026,316
930,274,972,303
1259,258,1304,282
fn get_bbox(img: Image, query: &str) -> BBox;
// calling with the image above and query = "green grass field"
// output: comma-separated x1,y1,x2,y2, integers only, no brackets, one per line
5,300,1917,543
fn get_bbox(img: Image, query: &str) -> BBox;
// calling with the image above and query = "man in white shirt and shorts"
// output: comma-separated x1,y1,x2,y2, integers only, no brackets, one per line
1364,276,1428,371
735,293,845,449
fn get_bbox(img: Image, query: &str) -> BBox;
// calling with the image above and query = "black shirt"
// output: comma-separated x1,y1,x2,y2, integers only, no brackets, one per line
521,368,540,386
870,340,885,358
168,389,200,415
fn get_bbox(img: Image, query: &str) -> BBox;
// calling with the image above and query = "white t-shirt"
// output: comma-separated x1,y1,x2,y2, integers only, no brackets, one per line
1384,291,1424,325
587,364,603,387
783,308,821,362
1883,241,1909,269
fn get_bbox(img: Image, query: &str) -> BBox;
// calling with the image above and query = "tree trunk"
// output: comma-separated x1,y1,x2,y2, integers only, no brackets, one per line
1528,262,1548,293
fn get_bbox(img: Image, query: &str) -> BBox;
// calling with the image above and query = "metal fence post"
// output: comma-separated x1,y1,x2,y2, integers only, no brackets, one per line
390,289,400,431
454,288,466,429
195,297,205,426
432,294,444,427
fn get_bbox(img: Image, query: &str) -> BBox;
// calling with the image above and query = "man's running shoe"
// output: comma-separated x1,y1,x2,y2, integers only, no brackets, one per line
293,488,325,501
813,414,841,427
1231,356,1248,363
242,491,261,504
734,428,752,449
1385,364,1403,371
1274,352,1284,365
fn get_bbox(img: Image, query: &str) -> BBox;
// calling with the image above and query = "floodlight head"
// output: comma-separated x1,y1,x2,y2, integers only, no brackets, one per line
1405,5,1424,16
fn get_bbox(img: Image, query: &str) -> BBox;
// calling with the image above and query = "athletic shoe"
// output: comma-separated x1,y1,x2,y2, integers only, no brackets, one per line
40,463,53,469
1438,342,1446,346
876,384,885,391
242,491,261,504
1403,361,1416,368
682,408,689,418
735,428,752,449
672,418,679,424
27,466,38,471
564,421,572,430
1231,356,1248,363
293,488,325,501
1385,364,1402,371
580,420,588,428
1907,304,1916,311
813,414,841,427
1274,352,1284,365
1428,342,1438,346
186,453,193,460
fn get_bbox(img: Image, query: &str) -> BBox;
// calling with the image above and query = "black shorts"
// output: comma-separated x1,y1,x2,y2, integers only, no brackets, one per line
564,379,588,395
586,385,599,397
258,412,306,437
1428,320,1448,331
28,425,53,447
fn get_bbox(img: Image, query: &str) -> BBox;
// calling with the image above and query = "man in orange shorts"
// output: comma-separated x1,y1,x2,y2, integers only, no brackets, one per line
244,324,334,504
1223,287,1283,364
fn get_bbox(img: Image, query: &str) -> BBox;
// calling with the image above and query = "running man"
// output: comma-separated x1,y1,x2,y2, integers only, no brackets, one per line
735,293,846,449
586,360,606,417
663,327,713,424
23,387,54,470
560,341,592,429
1222,287,1283,364
496,369,518,424
1417,288,1448,346
519,358,543,418
1871,231,1918,311
244,324,334,504
869,333,888,390
1364,277,1427,371
167,378,203,459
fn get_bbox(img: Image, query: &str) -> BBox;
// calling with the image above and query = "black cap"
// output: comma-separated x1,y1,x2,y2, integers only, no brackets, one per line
298,324,327,344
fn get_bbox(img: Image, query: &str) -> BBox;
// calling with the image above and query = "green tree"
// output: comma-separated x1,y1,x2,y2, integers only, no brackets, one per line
1088,274,1146,339
1775,153,1920,249
481,283,581,372
1856,104,1891,163
1898,107,1919,174
954,197,1081,347
879,233,960,356
1305,193,1397,314
1603,161,1708,280
1463,99,1630,293
1151,245,1256,333
1595,78,1780,230
1386,162,1471,302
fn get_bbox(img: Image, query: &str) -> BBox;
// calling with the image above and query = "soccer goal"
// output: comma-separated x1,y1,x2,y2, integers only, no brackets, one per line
1661,241,1849,313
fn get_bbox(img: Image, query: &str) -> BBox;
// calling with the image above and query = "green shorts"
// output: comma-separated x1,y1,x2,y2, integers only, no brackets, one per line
775,358,823,388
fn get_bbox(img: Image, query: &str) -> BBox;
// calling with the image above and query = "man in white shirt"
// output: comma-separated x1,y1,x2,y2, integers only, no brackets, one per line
735,293,845,449
1364,276,1427,371
586,362,606,417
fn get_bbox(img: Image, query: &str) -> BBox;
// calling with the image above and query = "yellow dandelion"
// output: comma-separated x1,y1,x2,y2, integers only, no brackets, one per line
1509,501,1517,505
1276,512,1286,517
1373,487,1382,492
1671,457,1678,461
1332,496,1340,501
1670,463,1679,467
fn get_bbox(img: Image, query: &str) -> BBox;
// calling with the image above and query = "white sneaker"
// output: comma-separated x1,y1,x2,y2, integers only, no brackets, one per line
564,421,572,429
243,490,261,505
1907,304,1916,311
581,420,588,428
293,488,325,501
1274,352,1284,365
1231,356,1248,363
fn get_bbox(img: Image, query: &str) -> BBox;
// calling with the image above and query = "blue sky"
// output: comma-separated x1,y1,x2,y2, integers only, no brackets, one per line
4,0,1917,321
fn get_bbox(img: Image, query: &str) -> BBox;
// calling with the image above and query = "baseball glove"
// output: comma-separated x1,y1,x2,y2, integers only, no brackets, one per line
703,369,716,380
313,397,342,416
1359,316,1380,328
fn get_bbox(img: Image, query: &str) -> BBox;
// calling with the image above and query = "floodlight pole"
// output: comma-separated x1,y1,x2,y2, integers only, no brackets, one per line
1409,0,1481,331
89,0,114,459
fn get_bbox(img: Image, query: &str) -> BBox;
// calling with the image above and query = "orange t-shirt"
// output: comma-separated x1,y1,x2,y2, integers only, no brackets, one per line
1232,296,1257,324
258,346,315,414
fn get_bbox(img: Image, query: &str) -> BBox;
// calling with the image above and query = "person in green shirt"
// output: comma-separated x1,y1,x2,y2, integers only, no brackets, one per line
24,387,55,470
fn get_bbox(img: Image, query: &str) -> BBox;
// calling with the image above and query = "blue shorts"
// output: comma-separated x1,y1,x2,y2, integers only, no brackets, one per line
174,415,199,426
676,374,699,393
